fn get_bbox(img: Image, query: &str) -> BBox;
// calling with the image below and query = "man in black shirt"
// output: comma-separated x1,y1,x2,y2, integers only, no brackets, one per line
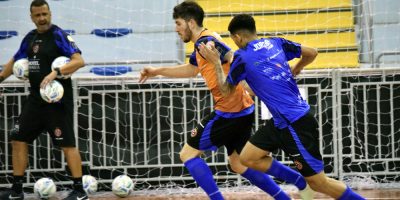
0,1,87,199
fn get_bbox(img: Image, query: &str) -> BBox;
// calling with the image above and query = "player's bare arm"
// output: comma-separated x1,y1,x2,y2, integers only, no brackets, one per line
240,80,255,96
139,63,198,83
0,58,16,84
291,46,318,76
40,53,84,88
198,42,235,96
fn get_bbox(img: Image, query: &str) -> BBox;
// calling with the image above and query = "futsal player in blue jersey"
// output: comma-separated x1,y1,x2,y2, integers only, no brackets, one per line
198,14,365,200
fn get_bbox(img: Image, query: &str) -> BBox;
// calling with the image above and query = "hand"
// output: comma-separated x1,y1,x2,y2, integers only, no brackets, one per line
40,71,57,89
139,66,157,83
198,42,221,66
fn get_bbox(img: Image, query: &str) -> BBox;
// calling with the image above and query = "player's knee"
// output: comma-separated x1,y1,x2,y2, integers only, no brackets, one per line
239,153,254,168
306,176,329,192
228,158,246,174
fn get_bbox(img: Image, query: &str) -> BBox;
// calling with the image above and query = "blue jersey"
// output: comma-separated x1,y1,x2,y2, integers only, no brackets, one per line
227,37,309,128
13,24,81,102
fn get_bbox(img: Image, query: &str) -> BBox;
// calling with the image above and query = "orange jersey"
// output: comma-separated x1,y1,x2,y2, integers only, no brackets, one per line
190,30,254,113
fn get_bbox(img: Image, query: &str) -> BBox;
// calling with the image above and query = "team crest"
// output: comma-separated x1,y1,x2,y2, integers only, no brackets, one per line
294,160,303,170
33,44,39,54
191,128,198,137
54,128,62,137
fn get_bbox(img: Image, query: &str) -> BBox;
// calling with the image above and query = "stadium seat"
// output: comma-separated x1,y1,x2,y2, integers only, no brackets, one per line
0,31,17,40
203,12,354,34
198,0,352,13
186,32,357,54
91,28,133,38
190,0,359,68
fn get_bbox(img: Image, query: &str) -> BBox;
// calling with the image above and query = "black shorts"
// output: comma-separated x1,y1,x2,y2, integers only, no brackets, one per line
187,111,254,156
10,97,76,147
249,112,323,177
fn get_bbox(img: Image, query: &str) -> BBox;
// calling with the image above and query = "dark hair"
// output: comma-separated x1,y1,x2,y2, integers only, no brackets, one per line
30,0,50,13
173,1,204,27
228,14,256,34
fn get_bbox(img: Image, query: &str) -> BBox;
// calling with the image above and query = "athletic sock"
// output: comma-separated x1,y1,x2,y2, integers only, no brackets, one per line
12,175,24,194
266,159,307,190
242,168,291,200
184,157,224,200
338,186,366,200
72,177,85,193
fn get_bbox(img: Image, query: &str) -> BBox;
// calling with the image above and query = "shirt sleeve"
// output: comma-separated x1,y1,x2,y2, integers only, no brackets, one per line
54,29,81,57
189,51,197,66
274,37,301,61
195,36,231,62
13,34,31,61
227,52,246,85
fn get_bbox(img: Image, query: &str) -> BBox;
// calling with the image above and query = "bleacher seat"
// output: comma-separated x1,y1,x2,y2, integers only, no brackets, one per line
188,0,358,69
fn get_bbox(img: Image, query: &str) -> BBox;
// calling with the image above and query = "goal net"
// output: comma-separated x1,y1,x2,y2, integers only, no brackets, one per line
1,0,400,198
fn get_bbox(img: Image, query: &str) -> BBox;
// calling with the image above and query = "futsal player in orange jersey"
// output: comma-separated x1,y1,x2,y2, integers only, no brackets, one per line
140,1,313,199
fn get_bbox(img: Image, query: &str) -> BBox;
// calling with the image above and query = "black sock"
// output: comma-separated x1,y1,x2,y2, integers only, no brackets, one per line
72,177,85,193
11,176,24,194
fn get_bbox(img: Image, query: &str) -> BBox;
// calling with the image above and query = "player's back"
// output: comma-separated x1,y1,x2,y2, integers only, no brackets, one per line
236,37,309,128
190,30,254,114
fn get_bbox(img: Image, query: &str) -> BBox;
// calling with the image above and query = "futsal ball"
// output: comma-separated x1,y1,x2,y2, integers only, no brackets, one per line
112,175,134,198
34,177,57,199
82,175,98,194
51,56,71,79
40,80,64,103
13,58,29,80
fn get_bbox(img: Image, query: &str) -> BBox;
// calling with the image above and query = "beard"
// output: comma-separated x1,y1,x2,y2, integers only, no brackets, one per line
182,27,192,43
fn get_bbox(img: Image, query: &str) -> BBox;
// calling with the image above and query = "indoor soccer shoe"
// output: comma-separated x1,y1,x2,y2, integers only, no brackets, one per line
299,184,315,200
0,189,24,200
63,190,88,200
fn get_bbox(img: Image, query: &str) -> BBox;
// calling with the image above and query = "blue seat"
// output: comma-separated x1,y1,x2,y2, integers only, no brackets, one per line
91,28,132,38
90,66,132,76
0,31,17,40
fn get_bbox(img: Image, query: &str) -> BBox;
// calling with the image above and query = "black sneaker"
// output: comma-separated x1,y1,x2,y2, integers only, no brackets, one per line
0,189,24,200
63,190,88,200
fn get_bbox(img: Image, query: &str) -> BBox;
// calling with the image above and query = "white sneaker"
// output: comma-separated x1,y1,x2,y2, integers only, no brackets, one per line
299,184,314,200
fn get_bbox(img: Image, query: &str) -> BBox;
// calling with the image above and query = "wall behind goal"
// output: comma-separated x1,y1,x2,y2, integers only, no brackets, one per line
0,0,182,67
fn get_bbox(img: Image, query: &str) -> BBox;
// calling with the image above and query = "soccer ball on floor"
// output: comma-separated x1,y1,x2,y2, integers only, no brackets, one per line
51,56,71,79
40,80,64,103
82,175,98,194
34,177,57,199
112,175,134,198
13,58,29,80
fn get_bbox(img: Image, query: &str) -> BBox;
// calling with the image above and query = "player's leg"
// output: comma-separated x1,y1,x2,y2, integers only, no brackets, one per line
229,151,291,200
225,114,291,199
182,112,224,200
286,112,364,199
240,120,309,194
46,102,87,200
0,99,43,200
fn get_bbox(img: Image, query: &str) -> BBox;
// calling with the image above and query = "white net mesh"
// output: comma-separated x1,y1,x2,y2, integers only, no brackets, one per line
1,0,400,198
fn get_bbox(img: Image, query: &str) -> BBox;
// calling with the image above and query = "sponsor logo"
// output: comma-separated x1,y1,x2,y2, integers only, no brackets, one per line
33,44,39,54
9,194,21,199
67,35,75,42
191,128,198,137
54,128,62,137
294,160,303,170
253,40,273,51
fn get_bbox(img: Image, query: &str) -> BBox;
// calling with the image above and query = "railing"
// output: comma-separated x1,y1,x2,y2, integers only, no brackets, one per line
1,68,400,188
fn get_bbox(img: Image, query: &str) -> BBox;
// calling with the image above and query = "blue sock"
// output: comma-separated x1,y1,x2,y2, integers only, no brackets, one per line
184,157,224,200
242,168,291,200
266,159,307,190
338,186,365,200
